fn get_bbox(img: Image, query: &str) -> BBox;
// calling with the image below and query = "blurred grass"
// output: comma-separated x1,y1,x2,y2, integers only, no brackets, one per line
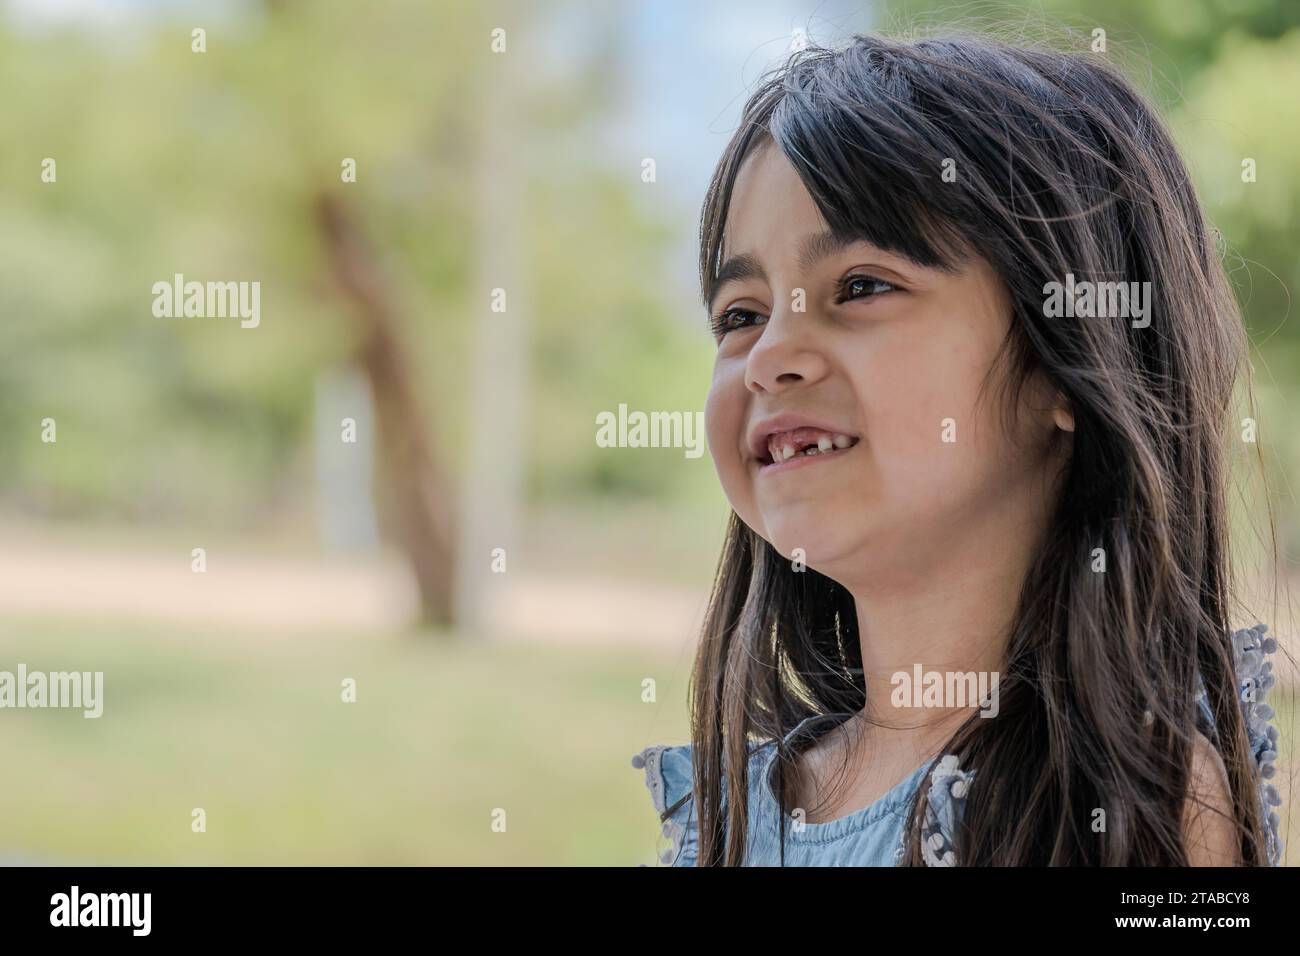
1,611,1293,865
0,613,694,865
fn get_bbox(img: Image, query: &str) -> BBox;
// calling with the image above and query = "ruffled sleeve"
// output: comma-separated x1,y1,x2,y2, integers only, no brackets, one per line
631,744,700,866
918,754,976,867
1194,623,1285,866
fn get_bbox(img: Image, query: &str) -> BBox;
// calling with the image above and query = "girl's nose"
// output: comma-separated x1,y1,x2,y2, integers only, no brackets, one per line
744,303,829,394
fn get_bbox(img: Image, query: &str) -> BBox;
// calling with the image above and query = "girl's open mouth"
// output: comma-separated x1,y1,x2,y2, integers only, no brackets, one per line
756,427,860,474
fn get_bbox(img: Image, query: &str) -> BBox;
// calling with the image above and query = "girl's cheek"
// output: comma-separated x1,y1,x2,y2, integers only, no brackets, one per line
705,363,752,500
703,380,735,466
877,355,1013,497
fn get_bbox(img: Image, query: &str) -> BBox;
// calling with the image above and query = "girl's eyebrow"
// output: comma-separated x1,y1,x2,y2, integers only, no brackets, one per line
795,230,864,274
707,252,767,312
708,231,877,311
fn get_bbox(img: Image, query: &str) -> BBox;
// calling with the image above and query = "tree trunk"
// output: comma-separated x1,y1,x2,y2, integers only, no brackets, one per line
314,192,457,629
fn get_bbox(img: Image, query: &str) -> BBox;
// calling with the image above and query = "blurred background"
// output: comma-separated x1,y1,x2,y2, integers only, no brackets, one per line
0,0,1295,865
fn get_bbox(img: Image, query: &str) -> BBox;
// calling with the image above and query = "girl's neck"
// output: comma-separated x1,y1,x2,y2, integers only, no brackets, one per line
845,479,1051,728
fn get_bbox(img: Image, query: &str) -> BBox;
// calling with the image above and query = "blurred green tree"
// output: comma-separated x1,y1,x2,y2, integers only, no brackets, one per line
0,0,711,625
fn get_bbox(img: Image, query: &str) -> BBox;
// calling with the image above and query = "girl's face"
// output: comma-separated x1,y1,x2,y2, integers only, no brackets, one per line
704,142,1067,587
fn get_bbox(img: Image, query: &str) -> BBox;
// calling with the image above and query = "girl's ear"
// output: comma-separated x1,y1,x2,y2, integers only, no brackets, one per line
1052,395,1075,433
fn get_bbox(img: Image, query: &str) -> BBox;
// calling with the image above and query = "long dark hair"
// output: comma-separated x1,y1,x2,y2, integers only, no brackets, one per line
687,31,1273,865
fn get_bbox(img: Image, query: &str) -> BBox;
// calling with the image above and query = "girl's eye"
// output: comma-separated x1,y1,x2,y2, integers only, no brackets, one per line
710,275,895,338
710,307,767,338
836,274,897,303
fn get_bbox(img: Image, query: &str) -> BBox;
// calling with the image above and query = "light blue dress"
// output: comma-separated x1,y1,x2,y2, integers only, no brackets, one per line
633,623,1283,866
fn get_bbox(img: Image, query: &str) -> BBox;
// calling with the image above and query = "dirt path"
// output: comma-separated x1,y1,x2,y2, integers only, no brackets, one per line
0,531,707,649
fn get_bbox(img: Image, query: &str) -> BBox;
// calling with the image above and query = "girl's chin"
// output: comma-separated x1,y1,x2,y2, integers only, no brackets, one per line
764,528,858,571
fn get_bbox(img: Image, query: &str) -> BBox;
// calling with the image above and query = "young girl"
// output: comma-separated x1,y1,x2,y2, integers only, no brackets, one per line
632,31,1287,866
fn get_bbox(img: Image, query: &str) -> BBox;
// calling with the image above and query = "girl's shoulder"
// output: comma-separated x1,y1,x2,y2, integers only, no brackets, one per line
1196,623,1285,865
629,739,770,867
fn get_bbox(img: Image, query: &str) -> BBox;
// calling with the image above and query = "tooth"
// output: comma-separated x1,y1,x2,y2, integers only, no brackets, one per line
781,445,796,460
817,435,833,452
803,446,819,456
832,434,852,449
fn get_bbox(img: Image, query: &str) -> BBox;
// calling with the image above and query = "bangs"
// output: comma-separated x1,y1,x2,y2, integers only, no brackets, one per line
698,45,975,310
